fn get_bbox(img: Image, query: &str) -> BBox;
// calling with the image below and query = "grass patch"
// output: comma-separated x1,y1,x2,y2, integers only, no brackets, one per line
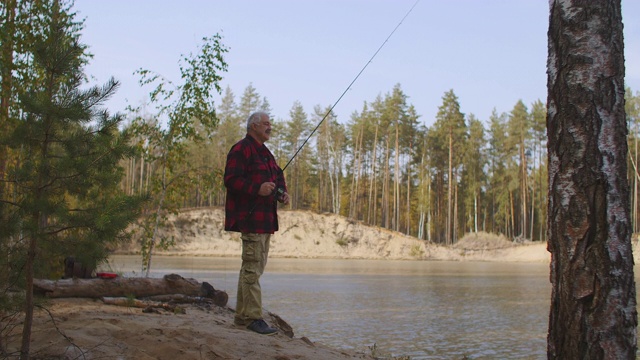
336,237,348,247
409,245,424,258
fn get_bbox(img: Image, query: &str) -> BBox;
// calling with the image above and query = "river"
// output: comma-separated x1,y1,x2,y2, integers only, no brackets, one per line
107,255,553,359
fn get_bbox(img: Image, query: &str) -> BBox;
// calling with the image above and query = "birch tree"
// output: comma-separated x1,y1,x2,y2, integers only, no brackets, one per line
129,35,228,275
315,105,345,214
547,0,637,357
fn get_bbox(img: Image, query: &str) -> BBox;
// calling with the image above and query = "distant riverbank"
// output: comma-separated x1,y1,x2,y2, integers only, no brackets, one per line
117,208,553,262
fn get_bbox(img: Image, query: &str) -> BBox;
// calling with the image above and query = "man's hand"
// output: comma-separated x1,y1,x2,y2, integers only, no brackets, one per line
280,191,290,205
259,182,276,196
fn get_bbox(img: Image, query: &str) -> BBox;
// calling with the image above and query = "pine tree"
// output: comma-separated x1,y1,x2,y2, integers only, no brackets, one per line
2,14,144,358
429,90,467,244
462,114,487,234
486,109,509,235
506,100,531,238
283,101,311,209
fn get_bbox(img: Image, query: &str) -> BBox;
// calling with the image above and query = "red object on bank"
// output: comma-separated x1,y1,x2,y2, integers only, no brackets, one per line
96,272,118,279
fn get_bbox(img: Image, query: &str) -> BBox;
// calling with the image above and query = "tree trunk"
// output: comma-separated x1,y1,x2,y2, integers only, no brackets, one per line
394,120,400,231
383,135,391,229
20,233,37,360
530,143,536,239
368,125,379,225
538,149,544,241
406,152,411,235
453,178,458,242
145,185,166,276
427,175,432,242
0,0,16,184
446,128,453,245
349,127,362,219
509,190,515,238
547,0,637,358
520,138,527,238
635,122,639,234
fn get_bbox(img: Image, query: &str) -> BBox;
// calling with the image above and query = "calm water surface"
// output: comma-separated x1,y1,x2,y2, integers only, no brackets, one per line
108,255,551,359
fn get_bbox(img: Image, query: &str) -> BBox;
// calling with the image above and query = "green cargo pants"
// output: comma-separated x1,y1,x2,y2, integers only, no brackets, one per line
234,233,271,325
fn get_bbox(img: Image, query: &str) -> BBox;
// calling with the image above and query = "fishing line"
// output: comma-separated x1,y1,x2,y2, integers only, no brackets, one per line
280,0,420,172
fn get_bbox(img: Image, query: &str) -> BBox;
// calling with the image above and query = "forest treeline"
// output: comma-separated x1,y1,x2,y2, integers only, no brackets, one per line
123,82,640,245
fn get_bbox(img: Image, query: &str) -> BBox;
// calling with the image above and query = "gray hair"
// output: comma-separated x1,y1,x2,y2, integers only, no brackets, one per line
246,111,269,131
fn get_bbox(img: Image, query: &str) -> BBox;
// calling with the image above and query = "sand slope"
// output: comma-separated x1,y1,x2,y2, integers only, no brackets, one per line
119,207,552,263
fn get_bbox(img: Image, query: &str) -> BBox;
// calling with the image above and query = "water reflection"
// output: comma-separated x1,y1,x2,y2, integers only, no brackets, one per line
107,256,550,359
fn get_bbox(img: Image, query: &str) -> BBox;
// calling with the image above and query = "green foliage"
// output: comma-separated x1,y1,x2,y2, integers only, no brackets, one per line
336,237,348,247
409,244,423,258
125,294,136,307
2,13,144,276
128,35,228,274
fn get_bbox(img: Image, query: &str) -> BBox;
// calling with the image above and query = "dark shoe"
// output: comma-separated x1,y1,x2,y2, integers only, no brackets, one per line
247,319,277,335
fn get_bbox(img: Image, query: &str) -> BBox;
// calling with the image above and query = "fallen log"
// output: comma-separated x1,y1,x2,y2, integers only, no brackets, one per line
33,273,228,307
145,293,229,307
101,296,185,313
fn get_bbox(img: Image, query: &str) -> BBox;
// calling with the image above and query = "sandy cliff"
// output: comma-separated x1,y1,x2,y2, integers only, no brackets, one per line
117,207,552,263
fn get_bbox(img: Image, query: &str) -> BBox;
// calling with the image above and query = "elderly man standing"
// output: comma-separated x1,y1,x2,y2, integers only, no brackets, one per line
224,111,289,335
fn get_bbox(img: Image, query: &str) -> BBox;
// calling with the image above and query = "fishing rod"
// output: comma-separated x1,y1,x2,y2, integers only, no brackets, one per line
280,0,420,173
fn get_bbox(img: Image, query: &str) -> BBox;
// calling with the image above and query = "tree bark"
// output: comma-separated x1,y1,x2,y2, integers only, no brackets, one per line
547,0,637,358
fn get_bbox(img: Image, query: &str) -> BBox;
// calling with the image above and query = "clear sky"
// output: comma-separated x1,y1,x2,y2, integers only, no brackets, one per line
73,0,640,128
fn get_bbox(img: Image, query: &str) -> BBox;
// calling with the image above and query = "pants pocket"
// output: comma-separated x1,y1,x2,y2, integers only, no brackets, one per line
242,268,258,285
241,261,258,284
242,240,260,262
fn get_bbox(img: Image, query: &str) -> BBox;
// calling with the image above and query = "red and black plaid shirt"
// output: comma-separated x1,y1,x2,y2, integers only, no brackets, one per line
224,135,287,234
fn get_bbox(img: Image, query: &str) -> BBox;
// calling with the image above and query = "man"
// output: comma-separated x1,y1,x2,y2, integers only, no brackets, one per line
224,111,289,335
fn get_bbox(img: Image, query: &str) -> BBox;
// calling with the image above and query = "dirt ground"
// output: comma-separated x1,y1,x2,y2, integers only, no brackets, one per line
3,297,375,360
